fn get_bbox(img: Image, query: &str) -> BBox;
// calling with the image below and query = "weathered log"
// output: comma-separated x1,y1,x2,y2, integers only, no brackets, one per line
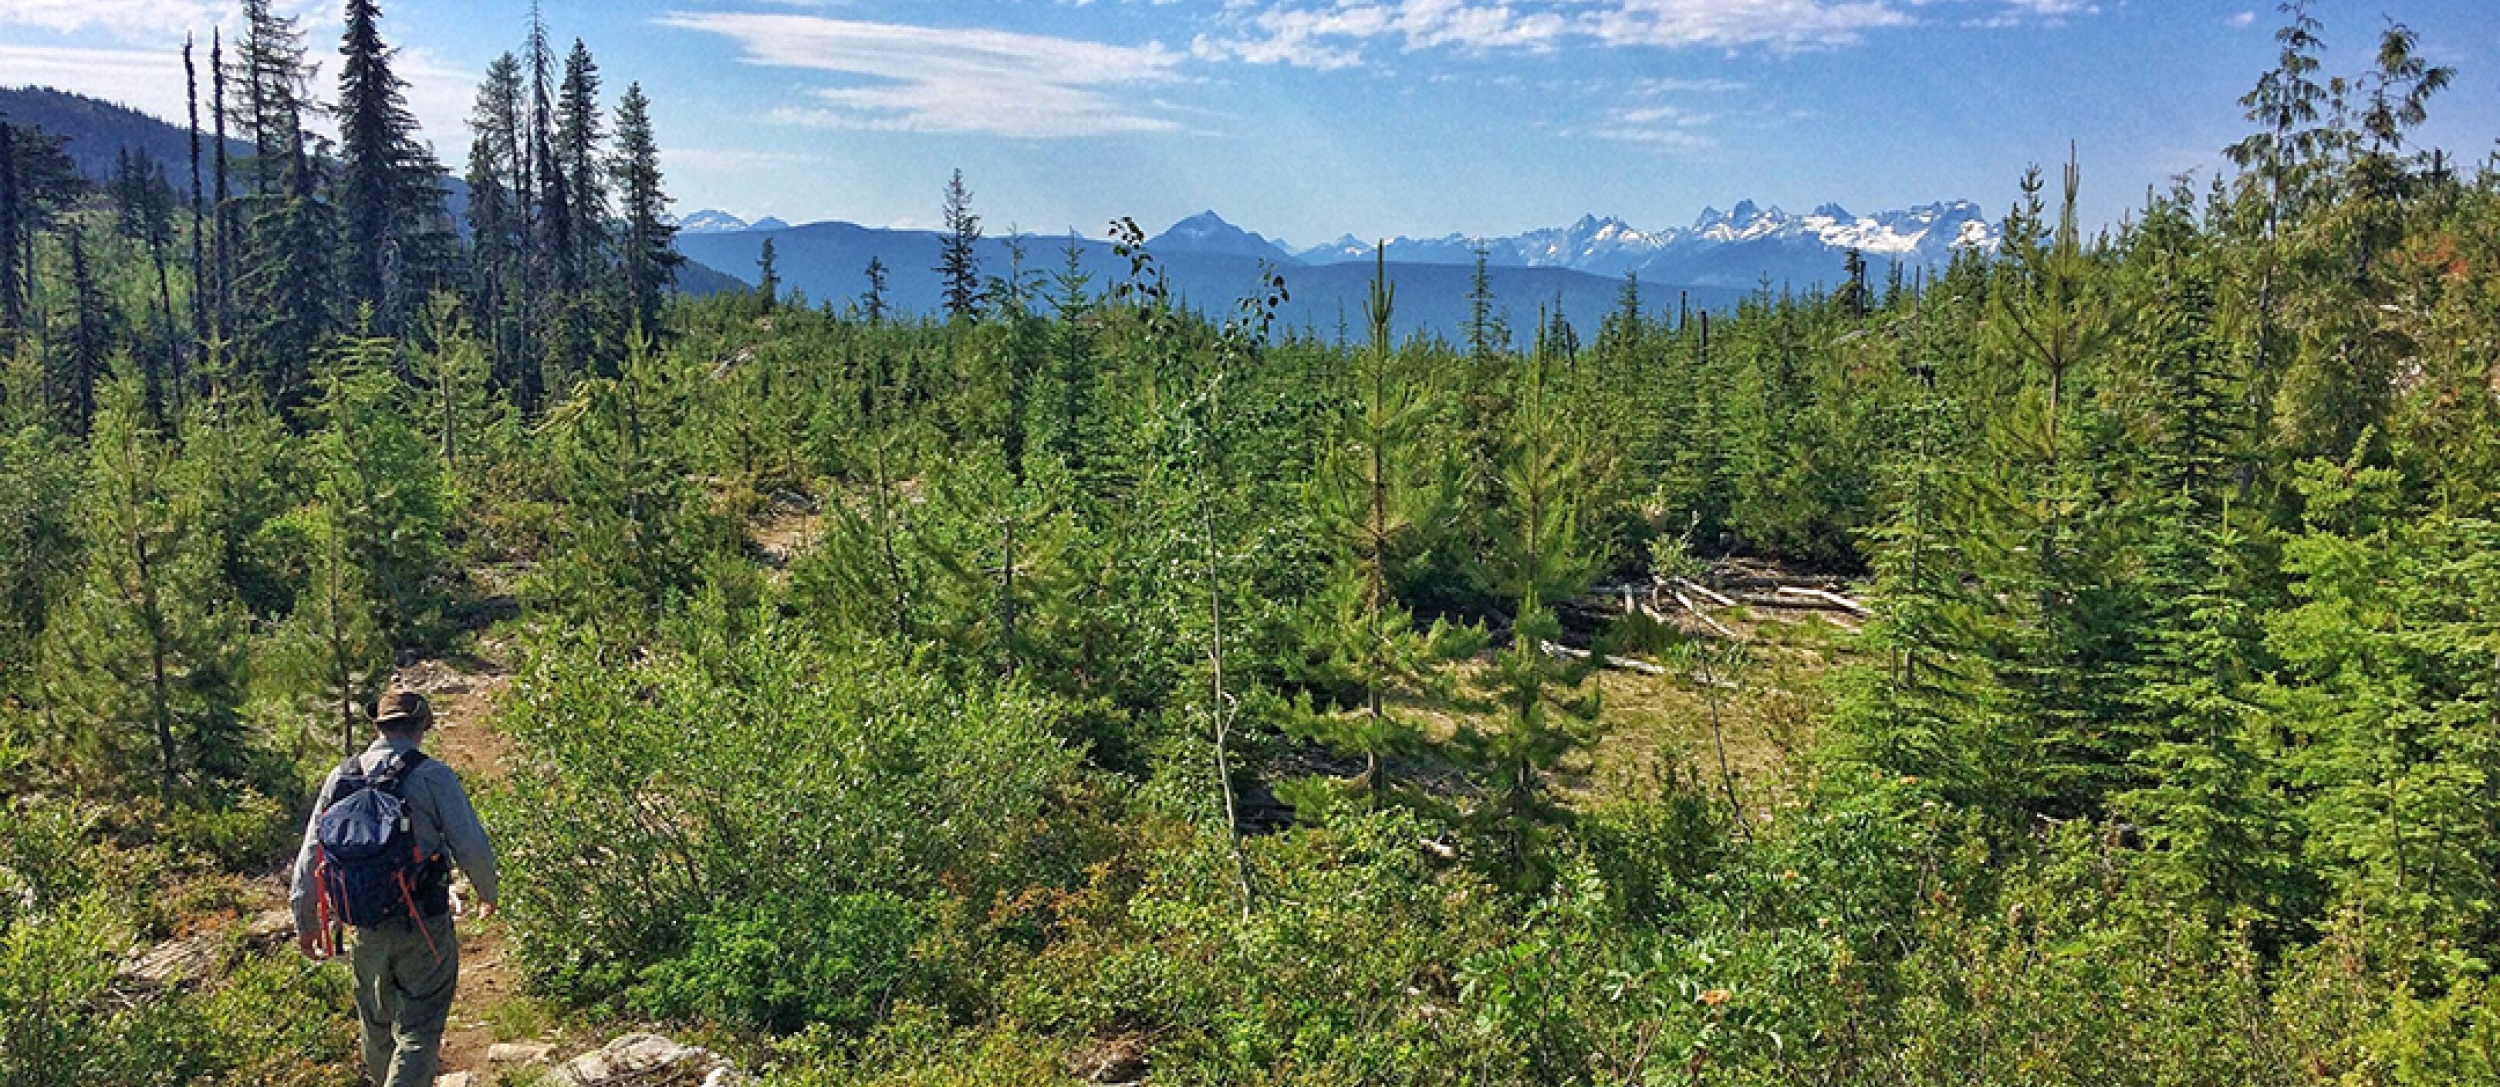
1670,576,1735,609
1666,590,1737,639
1540,640,1671,676
1775,585,1871,616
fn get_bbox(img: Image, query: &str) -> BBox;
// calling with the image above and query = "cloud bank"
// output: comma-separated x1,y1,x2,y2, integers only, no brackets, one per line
660,12,1185,138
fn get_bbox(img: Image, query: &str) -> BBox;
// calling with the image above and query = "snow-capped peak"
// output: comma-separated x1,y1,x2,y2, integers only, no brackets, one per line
675,209,752,234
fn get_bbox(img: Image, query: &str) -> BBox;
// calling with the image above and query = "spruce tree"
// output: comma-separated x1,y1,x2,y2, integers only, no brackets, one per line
266,504,388,757
110,149,182,413
50,227,113,436
0,122,19,340
336,0,447,336
555,40,609,277
183,376,295,618
210,28,233,349
45,377,245,798
0,385,82,701
1043,237,1093,474
610,82,681,339
1465,242,1508,361
229,0,333,407
860,256,889,326
2109,218,2293,921
756,237,779,314
466,53,527,399
184,36,207,359
308,335,451,647
521,4,569,400
936,169,983,321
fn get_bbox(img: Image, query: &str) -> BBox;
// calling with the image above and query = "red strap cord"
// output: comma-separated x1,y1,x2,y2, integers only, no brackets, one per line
396,872,442,964
312,847,340,958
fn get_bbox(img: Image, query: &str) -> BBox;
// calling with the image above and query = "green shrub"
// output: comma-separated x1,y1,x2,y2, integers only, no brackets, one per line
491,617,1081,1028
631,892,928,1034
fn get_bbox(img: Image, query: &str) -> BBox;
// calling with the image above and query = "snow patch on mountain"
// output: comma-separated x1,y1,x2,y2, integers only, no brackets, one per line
1291,199,1998,287
676,209,753,234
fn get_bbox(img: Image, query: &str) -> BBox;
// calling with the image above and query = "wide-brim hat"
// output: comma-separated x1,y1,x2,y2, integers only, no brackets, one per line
375,690,433,729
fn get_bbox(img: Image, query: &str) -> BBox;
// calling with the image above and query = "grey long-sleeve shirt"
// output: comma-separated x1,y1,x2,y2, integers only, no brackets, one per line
289,735,498,937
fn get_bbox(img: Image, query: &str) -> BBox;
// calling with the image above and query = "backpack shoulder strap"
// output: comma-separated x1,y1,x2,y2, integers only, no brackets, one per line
316,756,365,811
372,749,429,787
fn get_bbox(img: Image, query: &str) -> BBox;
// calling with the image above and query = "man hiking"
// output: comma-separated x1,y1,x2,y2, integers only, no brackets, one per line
290,690,499,1087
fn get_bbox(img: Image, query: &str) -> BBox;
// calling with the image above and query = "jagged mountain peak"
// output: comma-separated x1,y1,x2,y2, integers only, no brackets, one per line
676,209,752,234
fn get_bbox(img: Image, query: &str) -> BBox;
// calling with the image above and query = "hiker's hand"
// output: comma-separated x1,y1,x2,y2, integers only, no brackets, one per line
475,900,497,921
297,930,327,960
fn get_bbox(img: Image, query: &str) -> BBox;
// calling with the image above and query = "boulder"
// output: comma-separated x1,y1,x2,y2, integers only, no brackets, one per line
1063,1034,1148,1084
543,1033,745,1087
487,1042,556,1064
119,908,294,990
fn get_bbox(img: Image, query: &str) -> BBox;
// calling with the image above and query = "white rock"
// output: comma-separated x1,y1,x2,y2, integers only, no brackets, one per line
487,1042,555,1064
543,1033,745,1087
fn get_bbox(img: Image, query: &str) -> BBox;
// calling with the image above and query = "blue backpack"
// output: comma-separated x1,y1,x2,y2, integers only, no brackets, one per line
313,751,448,931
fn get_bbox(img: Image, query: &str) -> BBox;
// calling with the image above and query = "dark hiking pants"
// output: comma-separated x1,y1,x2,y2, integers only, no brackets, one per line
349,912,458,1087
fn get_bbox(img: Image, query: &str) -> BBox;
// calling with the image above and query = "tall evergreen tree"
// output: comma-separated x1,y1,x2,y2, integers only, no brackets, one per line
1465,242,1508,361
229,0,333,406
184,35,207,358
0,122,21,341
936,169,983,321
210,28,233,350
0,122,77,338
517,3,568,401
110,150,182,413
50,227,113,436
610,82,681,340
755,237,779,314
336,0,448,336
860,256,889,326
466,52,527,400
555,40,608,277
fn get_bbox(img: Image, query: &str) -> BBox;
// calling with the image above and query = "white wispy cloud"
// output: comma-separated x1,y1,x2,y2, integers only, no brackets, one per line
0,43,194,119
1193,0,1569,68
1587,0,1908,50
1197,0,2095,67
659,12,1185,138
1597,100,1719,150
0,0,221,39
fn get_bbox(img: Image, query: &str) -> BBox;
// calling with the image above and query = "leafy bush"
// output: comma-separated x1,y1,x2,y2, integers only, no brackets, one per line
630,891,928,1034
490,617,1082,1025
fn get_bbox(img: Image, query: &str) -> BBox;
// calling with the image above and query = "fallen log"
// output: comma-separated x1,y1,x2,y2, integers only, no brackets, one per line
1670,576,1735,609
1666,590,1737,639
1775,585,1871,616
1728,588,1869,615
1540,640,1671,677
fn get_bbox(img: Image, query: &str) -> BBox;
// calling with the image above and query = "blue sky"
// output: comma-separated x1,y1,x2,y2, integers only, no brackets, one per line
4,1,2495,246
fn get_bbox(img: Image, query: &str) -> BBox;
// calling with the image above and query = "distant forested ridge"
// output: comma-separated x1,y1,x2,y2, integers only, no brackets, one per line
5,3,2500,1086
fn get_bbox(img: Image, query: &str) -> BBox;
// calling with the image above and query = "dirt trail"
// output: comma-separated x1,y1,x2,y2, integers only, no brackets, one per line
751,492,821,577
388,646,531,1081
